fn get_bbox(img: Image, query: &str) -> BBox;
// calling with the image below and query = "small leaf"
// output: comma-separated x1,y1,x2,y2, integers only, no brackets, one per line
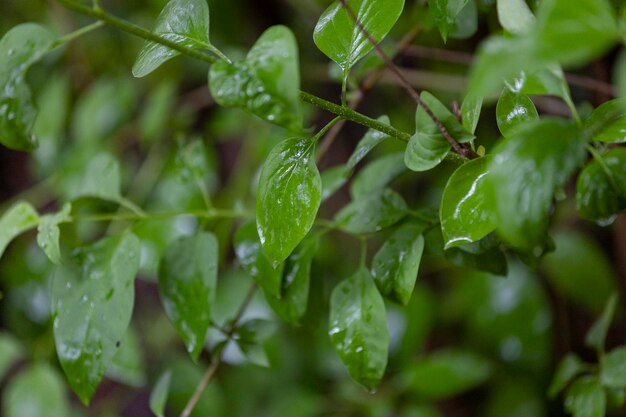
549,354,588,398
209,25,302,131
585,294,618,352
37,203,71,265
428,0,470,41
601,347,626,389
486,119,587,249
159,232,218,360
440,156,495,249
66,152,122,202
497,0,535,34
0,201,39,259
52,233,140,405
461,93,482,134
133,0,224,77
329,267,389,390
0,333,23,380
335,188,408,234
495,89,538,137
2,363,70,417
585,98,626,143
405,92,474,172
371,221,425,305
314,0,405,71
256,137,321,265
150,370,172,417
345,115,392,173
565,376,606,417
106,326,146,388
0,23,54,151
350,152,405,200
235,220,282,298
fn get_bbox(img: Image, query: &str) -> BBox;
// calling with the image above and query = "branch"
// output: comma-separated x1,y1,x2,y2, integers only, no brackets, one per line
338,0,478,159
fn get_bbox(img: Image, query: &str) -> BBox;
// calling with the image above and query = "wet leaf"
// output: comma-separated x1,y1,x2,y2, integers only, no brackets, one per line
496,89,538,137
428,0,470,41
159,232,218,360
329,267,389,390
584,99,626,143
52,232,140,405
150,370,172,417
0,201,39,259
565,376,606,417
37,203,71,265
335,188,408,234
257,137,321,265
461,92,482,134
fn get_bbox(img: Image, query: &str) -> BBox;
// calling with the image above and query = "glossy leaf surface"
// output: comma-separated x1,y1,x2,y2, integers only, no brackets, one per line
335,188,407,234
584,99,626,143
371,221,425,305
37,203,71,265
257,137,321,265
0,201,39,259
565,377,606,417
159,232,218,360
440,156,495,249
314,0,405,71
350,152,405,199
0,24,53,151
329,267,389,390
486,119,587,249
495,89,538,137
209,25,302,131
52,233,140,405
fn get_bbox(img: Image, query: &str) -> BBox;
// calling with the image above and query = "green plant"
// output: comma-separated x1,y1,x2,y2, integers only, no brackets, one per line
0,0,625,416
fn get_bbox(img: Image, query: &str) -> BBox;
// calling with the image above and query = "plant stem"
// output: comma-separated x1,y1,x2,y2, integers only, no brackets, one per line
53,21,104,47
313,116,342,143
71,208,254,223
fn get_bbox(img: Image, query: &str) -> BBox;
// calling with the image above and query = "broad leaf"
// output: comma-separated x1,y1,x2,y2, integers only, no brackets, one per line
497,0,534,34
159,232,218,360
440,156,495,249
150,370,172,417
256,137,321,265
133,0,224,77
350,152,405,199
106,326,146,388
585,294,618,352
209,25,302,131
585,99,626,143
405,92,474,172
549,354,588,398
565,377,606,417
495,89,538,137
0,24,53,151
329,267,389,390
371,221,425,305
2,363,70,417
428,0,470,41
461,92,482,134
52,233,140,405
601,347,626,389
576,149,626,222
314,0,405,71
37,203,71,265
486,119,587,249
346,115,392,173
0,201,39,259
335,188,408,234
235,220,283,298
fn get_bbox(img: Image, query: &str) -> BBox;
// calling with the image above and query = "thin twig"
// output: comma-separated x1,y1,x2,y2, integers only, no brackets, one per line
338,0,477,159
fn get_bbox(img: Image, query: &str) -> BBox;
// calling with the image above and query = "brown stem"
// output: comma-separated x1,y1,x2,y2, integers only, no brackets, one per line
338,0,477,159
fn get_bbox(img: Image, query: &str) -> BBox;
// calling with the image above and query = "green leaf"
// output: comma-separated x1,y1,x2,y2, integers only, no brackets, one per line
585,99,626,143
150,370,172,417
256,137,321,265
576,149,626,222
52,233,140,405
549,354,588,398
209,25,302,131
329,267,389,390
406,349,493,399
497,0,535,34
0,333,23,380
448,0,477,40
428,0,470,41
543,232,617,313
236,319,279,343
440,156,495,249
0,23,53,151
37,203,71,265
159,232,218,360
346,115,392,173
486,119,587,249
265,236,318,325
313,0,405,71
66,152,122,202
106,326,146,388
133,0,224,77
2,363,70,417
0,201,39,259
585,293,618,352
235,220,283,298
565,376,606,417
350,152,405,200
321,165,347,201
601,347,626,389
405,92,474,172
495,89,538,137
335,188,408,234
461,93,482,134
371,221,425,305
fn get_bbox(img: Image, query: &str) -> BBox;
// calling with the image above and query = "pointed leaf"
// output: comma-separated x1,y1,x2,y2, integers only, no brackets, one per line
0,24,53,151
158,232,218,360
150,370,172,417
585,294,618,352
37,203,71,265
346,115,391,173
52,233,140,405
256,137,321,265
428,0,469,41
314,0,405,71
496,89,538,137
350,152,405,199
585,99,626,143
549,354,588,398
329,267,389,390
565,377,606,417
0,201,39,259
497,0,534,34
461,93,482,134
335,188,408,234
